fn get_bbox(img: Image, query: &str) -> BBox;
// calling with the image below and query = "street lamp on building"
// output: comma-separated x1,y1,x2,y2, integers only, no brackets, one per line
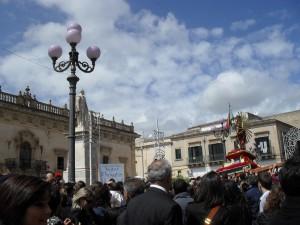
48,23,101,182
213,121,229,162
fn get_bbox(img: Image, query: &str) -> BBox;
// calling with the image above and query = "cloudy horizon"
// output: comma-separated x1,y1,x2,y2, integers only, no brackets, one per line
1,0,300,137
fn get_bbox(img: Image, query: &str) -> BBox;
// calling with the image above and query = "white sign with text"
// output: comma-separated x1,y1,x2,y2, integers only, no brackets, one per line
99,164,124,183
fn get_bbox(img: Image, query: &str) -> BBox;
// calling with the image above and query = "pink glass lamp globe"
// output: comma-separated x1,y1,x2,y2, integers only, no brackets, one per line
48,45,63,58
66,29,81,44
67,22,82,33
86,46,101,60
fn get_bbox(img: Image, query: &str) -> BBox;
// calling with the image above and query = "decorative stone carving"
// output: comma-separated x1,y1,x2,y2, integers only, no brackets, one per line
16,86,37,108
14,130,39,157
283,127,300,159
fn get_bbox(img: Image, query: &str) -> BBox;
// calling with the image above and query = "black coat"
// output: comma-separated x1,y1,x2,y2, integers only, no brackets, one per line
269,196,300,225
118,187,183,225
253,211,278,225
186,202,251,225
70,208,100,225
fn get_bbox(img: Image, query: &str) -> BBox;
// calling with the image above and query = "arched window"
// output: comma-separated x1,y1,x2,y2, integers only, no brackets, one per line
19,142,32,169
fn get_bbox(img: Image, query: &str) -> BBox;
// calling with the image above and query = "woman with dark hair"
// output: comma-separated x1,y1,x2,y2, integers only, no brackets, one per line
186,171,227,225
91,183,112,225
0,174,52,225
223,180,252,225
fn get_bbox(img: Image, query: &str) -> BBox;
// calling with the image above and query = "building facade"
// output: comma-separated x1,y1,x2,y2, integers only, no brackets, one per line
135,112,297,178
0,87,138,184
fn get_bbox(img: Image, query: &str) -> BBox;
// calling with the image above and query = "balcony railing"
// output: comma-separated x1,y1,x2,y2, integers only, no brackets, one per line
4,158,47,172
99,118,134,132
209,154,225,162
0,90,68,117
1,88,135,133
261,153,276,160
188,156,204,164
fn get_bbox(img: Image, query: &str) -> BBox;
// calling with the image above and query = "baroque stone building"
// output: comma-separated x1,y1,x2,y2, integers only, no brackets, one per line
135,112,298,178
0,87,138,184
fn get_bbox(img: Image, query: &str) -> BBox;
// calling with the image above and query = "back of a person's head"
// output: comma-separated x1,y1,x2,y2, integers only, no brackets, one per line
92,183,111,207
258,171,272,190
239,173,246,181
247,174,258,187
240,181,249,192
279,141,300,196
147,159,172,183
45,171,55,182
72,187,93,208
116,181,124,192
64,182,75,195
194,171,224,208
223,180,244,205
0,174,51,225
109,178,116,183
124,177,145,199
108,181,118,191
92,181,103,188
73,180,86,194
173,178,188,195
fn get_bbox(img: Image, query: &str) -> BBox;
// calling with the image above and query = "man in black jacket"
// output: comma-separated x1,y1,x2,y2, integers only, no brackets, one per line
118,159,183,225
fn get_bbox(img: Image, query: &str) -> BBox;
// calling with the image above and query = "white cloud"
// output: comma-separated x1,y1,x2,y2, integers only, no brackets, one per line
191,27,209,39
254,37,294,58
231,19,256,31
234,44,253,60
0,0,300,136
191,27,223,40
211,27,223,37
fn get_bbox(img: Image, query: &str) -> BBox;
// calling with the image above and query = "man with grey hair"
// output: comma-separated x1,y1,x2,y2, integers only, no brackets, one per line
117,159,183,225
123,177,145,203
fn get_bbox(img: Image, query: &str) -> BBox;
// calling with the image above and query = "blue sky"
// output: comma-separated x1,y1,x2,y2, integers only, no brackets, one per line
0,0,300,136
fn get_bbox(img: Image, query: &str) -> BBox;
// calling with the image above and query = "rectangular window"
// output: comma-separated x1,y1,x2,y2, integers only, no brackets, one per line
57,157,64,170
103,155,109,164
175,149,182,160
188,146,203,163
208,143,224,161
255,136,270,155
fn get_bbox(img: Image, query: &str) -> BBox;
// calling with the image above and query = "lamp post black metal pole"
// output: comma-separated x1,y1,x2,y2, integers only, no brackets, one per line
67,74,79,182
48,23,100,183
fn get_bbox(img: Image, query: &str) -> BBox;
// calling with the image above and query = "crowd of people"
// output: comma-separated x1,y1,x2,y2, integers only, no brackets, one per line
1,144,300,225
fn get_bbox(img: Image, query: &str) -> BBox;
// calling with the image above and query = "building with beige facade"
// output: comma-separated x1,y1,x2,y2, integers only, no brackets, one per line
135,112,299,178
0,86,138,184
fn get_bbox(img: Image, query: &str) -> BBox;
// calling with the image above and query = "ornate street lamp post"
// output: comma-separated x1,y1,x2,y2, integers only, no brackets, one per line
213,121,229,162
48,23,101,182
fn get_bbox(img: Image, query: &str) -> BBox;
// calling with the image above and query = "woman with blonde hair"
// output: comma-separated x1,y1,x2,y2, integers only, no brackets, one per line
70,187,99,225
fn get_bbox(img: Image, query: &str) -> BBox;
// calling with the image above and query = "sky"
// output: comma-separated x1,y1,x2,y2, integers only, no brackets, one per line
0,0,300,137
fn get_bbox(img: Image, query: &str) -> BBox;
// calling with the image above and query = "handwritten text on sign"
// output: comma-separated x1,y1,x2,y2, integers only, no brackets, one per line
99,164,124,183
